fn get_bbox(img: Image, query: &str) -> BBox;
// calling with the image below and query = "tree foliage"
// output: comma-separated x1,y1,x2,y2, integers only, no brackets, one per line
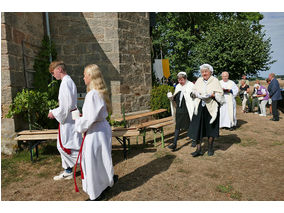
151,12,275,81
192,19,275,79
33,35,59,100
7,36,59,129
152,12,221,81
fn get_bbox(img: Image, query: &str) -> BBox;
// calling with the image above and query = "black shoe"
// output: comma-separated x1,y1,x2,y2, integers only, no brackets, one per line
167,143,176,150
191,141,197,147
113,175,118,184
208,150,214,156
86,193,105,201
191,150,202,157
270,118,279,121
229,127,235,131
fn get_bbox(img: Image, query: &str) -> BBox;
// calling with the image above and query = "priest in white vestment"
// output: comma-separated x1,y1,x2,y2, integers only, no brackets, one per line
48,61,81,180
74,64,116,201
219,71,239,130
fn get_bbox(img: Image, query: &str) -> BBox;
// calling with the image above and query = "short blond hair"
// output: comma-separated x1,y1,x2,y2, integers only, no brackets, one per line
84,64,112,114
49,61,66,73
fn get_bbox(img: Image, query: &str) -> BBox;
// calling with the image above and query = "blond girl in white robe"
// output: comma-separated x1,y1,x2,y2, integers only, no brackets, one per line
74,64,115,201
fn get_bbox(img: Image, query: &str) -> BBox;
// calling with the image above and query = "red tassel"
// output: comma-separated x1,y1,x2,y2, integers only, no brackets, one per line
74,132,87,192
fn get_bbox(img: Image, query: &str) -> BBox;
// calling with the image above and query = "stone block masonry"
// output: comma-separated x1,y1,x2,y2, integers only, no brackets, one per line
1,12,152,154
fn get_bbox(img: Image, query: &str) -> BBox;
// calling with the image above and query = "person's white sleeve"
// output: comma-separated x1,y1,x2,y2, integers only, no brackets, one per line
232,83,239,97
51,82,72,124
75,92,105,134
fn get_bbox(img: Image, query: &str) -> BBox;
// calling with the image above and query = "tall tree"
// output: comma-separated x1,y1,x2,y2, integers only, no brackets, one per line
192,18,275,79
152,12,221,81
151,12,271,81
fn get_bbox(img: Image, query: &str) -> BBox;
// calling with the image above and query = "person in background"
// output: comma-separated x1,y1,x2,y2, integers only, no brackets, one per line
167,72,196,151
268,73,283,121
48,61,82,181
251,80,261,114
73,64,117,201
254,84,269,117
188,64,224,157
219,71,239,130
238,75,252,111
238,74,250,87
239,80,250,113
266,78,273,115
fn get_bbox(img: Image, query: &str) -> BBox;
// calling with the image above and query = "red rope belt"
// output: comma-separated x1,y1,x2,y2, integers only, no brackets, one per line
57,108,78,155
58,123,71,155
74,132,87,192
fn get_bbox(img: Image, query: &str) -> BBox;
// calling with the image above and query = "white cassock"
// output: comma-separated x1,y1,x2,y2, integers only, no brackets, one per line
75,89,114,200
51,75,82,169
219,80,239,128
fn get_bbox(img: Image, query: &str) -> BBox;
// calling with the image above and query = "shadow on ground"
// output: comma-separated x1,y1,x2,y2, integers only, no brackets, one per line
111,144,157,166
212,134,241,152
236,119,248,128
104,154,176,200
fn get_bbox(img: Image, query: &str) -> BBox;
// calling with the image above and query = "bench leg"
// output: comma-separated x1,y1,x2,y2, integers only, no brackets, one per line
153,130,157,147
123,137,127,160
36,144,39,158
161,127,165,148
127,138,130,152
29,141,33,162
136,136,139,145
142,130,146,147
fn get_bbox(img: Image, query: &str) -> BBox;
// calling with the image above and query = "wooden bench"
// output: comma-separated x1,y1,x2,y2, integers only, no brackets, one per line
114,109,174,148
15,128,140,161
15,129,58,161
148,119,174,148
114,108,167,123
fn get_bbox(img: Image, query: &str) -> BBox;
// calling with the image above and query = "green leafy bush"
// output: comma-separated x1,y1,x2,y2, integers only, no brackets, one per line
150,85,175,118
6,36,59,130
6,89,58,129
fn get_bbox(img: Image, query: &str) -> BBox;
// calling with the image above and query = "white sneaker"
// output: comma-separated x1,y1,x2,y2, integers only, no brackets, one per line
259,114,266,117
254,112,259,114
53,171,73,180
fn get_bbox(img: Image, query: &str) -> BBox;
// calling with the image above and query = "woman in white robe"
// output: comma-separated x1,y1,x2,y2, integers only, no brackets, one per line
219,72,239,130
74,64,115,201
189,64,224,157
48,61,81,180
167,72,196,151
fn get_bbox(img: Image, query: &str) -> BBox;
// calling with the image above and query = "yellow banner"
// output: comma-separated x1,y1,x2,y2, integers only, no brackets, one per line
162,59,170,79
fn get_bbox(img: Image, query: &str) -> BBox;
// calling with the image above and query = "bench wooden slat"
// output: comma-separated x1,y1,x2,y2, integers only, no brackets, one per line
15,134,58,141
134,116,173,129
112,130,140,137
15,128,139,141
18,129,58,135
114,109,167,122
148,120,174,129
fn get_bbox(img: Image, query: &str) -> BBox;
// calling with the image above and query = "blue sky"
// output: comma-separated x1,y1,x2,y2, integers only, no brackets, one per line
260,12,284,78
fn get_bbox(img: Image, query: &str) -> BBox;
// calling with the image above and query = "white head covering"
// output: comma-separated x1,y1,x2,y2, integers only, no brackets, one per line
200,64,214,74
177,71,187,77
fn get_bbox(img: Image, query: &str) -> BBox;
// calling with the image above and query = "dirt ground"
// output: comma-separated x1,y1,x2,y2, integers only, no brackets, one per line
1,105,284,201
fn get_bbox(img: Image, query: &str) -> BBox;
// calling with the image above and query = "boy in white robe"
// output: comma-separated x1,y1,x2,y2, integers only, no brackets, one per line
48,61,81,180
219,72,239,130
